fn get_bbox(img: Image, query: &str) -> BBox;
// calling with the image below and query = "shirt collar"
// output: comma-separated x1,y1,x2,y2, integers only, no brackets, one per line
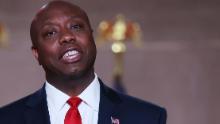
45,73,100,112
45,81,69,112
78,73,100,111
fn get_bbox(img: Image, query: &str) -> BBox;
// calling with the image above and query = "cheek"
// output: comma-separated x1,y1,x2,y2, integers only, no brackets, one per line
77,35,96,61
37,44,58,62
77,33,96,46
83,40,96,55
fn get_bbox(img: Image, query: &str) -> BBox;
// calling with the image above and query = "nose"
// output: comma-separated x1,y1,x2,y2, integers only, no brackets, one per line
59,30,76,45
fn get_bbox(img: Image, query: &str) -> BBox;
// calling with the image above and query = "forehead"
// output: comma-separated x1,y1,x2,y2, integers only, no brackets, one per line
38,4,87,22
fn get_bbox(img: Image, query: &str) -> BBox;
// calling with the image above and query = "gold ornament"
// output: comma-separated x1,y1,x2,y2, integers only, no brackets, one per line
0,23,9,48
96,14,142,78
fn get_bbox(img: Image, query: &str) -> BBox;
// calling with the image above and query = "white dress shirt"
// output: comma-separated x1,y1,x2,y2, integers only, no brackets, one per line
45,74,100,124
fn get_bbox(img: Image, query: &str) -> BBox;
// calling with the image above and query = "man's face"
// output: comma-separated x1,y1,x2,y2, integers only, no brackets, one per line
31,4,96,80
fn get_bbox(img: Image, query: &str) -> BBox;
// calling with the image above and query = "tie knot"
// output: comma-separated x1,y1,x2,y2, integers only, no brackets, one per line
67,97,82,108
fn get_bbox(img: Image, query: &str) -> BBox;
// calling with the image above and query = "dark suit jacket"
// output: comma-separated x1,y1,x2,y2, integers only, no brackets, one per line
0,80,167,124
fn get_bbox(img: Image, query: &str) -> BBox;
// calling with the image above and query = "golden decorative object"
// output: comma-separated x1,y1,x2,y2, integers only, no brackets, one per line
0,23,9,48
96,14,142,78
97,14,142,46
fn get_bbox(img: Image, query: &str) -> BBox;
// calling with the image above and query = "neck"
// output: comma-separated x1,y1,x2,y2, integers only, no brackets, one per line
46,70,95,97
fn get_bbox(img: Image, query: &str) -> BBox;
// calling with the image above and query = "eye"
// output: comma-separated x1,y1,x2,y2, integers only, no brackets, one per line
44,31,57,38
70,24,83,31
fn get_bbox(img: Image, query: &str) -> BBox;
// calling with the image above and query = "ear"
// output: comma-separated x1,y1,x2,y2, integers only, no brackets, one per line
31,46,41,65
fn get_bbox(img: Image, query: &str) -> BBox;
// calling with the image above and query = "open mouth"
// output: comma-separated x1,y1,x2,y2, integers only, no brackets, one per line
61,49,81,63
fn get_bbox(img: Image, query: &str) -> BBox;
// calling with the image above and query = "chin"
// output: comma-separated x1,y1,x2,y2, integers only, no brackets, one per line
62,68,93,80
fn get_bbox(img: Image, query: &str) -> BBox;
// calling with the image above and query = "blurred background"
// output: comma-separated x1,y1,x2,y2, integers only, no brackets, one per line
0,0,220,124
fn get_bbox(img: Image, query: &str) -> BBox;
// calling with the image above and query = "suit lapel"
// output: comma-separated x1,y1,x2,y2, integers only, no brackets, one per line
24,86,50,124
23,80,121,124
98,80,122,124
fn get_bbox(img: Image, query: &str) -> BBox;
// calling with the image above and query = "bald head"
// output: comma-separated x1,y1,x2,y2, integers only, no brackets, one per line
30,0,92,47
29,0,97,89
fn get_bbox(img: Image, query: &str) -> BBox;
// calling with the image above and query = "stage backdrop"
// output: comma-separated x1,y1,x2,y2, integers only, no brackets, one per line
0,0,219,124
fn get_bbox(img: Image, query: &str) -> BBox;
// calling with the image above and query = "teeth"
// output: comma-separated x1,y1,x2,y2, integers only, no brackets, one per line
63,50,79,58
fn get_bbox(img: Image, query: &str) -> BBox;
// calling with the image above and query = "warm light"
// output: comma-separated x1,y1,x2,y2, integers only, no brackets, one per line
111,42,126,53
112,15,126,41
0,23,9,47
99,21,109,30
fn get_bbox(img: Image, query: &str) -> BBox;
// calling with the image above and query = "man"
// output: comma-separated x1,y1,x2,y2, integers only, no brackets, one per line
0,1,167,124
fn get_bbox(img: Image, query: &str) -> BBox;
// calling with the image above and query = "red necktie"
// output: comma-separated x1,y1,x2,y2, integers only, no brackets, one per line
64,97,82,124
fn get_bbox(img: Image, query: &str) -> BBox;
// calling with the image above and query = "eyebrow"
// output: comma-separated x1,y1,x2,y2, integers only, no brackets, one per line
69,15,87,21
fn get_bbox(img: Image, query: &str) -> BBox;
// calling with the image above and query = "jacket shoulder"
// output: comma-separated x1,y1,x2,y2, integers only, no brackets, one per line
114,89,166,112
0,95,30,113
0,88,42,116
103,85,167,124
